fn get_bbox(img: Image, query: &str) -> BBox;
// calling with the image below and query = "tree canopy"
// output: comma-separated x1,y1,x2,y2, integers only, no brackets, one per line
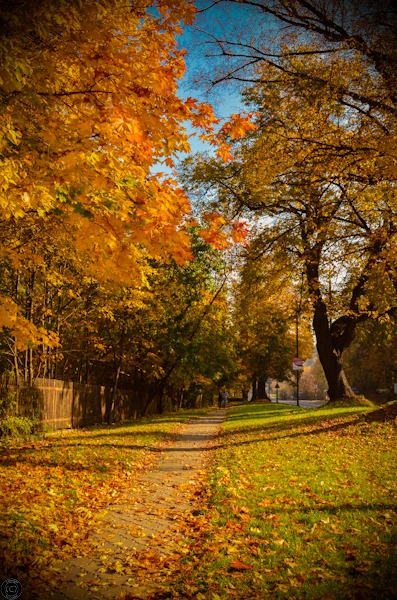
0,0,217,345
181,0,397,401
1,0,397,407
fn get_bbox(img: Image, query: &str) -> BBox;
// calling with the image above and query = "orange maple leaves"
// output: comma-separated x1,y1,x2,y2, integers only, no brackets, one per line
200,112,259,162
0,0,257,349
199,213,250,249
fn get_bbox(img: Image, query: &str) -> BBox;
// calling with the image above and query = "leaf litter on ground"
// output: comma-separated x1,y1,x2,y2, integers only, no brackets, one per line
146,402,397,600
0,408,209,595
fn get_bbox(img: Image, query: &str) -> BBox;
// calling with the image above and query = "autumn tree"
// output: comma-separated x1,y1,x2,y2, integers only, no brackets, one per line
0,0,218,352
232,241,313,400
33,226,236,414
182,0,397,402
130,230,236,413
0,214,75,385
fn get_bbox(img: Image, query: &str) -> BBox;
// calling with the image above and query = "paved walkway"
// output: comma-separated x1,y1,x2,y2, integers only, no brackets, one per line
56,410,225,600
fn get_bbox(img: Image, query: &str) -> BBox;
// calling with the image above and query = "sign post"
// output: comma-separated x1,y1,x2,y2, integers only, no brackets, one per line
292,357,304,370
293,357,304,406
294,272,305,407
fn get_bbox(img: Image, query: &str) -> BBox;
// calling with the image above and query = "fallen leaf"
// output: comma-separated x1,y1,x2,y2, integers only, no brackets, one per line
229,559,254,571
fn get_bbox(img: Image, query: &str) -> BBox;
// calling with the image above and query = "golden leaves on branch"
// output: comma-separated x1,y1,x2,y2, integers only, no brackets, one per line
0,296,59,350
0,0,221,339
200,112,258,162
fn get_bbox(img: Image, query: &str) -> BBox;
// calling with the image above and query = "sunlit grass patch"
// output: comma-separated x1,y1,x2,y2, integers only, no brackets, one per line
172,403,397,599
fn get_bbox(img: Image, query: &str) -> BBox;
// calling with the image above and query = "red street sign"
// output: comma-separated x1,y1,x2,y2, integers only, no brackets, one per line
293,357,304,370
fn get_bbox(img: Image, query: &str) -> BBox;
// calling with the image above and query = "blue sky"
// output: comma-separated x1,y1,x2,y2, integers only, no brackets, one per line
175,2,251,157
174,1,278,156
152,1,275,167
178,3,254,112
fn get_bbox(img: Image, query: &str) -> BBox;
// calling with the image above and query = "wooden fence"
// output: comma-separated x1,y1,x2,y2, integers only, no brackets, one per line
6,378,159,430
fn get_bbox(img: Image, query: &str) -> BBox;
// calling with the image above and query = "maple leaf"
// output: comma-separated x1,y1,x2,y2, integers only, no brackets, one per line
220,112,258,141
0,0,221,339
231,220,250,244
229,559,254,571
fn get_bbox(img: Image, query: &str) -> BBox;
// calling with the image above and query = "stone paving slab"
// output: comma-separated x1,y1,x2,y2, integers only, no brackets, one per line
52,410,225,600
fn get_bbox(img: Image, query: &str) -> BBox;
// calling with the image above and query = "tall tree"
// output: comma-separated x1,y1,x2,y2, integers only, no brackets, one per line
182,0,397,401
233,243,312,399
0,0,217,346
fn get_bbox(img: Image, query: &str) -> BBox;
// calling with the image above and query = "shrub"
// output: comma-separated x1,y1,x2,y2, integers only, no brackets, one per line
0,390,18,417
0,414,34,441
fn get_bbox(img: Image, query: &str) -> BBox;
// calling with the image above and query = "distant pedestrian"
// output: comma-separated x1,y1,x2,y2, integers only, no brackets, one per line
220,387,229,409
218,391,222,408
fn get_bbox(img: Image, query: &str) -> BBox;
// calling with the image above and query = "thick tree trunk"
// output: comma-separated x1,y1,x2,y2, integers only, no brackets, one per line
257,376,271,400
313,302,355,402
252,375,258,401
305,245,357,403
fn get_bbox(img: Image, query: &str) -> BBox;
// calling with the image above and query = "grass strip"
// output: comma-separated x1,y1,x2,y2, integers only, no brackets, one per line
168,403,397,600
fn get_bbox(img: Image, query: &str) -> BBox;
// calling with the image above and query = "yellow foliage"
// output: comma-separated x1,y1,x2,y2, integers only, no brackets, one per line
0,296,59,349
0,0,223,354
0,0,217,292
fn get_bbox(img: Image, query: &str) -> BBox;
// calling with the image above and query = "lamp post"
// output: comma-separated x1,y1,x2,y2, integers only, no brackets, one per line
275,383,279,404
296,308,300,407
295,272,304,407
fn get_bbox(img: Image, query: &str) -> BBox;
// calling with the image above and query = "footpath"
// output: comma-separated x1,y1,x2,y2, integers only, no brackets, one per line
57,409,225,600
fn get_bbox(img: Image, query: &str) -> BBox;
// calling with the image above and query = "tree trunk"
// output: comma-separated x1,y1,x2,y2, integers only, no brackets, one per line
108,329,124,424
313,302,355,402
257,376,270,400
26,270,35,386
12,341,20,387
142,383,162,416
12,270,21,387
108,363,121,424
158,383,166,414
306,246,357,403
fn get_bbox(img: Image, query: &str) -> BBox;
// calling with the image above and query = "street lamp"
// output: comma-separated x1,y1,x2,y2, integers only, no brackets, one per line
296,308,300,407
275,383,279,404
295,272,304,407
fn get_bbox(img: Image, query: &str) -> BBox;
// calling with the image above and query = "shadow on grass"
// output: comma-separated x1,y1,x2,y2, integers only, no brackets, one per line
0,432,181,471
217,408,366,445
0,407,370,472
226,405,298,420
213,418,369,451
0,412,224,471
41,410,220,442
254,501,397,515
226,410,299,422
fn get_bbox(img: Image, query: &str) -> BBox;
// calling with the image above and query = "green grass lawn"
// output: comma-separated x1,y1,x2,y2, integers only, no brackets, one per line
2,403,396,599
0,408,208,590
172,403,397,600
